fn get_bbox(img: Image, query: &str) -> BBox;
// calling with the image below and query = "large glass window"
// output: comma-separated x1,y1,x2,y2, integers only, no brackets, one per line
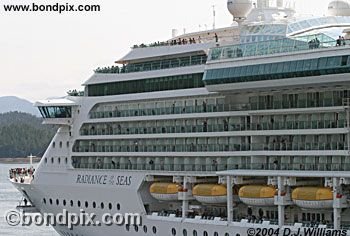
39,106,72,118
88,73,204,96
204,55,350,85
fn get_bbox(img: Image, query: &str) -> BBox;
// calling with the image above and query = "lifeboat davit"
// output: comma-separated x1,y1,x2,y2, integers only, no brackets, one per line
239,185,276,206
193,184,227,204
150,183,181,201
292,187,333,209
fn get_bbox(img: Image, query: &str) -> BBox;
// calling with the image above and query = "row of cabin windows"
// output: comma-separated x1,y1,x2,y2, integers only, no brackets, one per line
81,112,346,136
89,89,350,120
125,223,234,236
204,55,350,85
73,134,347,153
123,55,207,73
71,156,350,172
87,73,204,96
52,141,69,148
42,198,121,211
44,157,68,165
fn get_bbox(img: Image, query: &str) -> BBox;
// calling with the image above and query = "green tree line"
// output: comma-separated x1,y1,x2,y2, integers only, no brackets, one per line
0,112,56,158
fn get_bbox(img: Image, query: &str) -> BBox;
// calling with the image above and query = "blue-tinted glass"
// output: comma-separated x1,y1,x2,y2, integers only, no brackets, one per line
223,68,231,78
296,60,304,71
240,66,247,77
264,64,272,74
319,57,327,68
231,67,239,77
276,63,284,73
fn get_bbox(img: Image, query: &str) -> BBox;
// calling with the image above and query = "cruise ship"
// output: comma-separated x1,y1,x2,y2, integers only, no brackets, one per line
9,0,350,235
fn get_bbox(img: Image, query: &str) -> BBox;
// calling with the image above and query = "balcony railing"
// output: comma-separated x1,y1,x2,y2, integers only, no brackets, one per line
73,142,347,153
208,34,349,61
89,98,343,119
80,119,346,136
71,160,350,172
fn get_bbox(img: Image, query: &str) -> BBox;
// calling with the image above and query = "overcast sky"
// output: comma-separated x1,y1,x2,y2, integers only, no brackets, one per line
0,0,330,102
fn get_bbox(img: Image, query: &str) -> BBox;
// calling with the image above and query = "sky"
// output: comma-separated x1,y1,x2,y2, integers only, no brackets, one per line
0,0,330,102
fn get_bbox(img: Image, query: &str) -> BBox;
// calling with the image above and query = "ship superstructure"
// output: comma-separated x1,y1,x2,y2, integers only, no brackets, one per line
9,1,350,235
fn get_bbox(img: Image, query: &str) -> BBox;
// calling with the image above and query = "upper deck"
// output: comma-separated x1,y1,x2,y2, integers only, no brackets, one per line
208,33,336,62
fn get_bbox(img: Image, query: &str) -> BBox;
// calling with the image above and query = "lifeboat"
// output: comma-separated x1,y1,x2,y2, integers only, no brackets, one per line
193,184,227,204
150,183,180,201
292,187,333,209
239,185,276,206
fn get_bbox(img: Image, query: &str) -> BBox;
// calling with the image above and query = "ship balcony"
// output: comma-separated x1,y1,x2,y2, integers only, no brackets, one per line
80,119,346,136
89,98,344,120
207,33,348,62
73,141,348,154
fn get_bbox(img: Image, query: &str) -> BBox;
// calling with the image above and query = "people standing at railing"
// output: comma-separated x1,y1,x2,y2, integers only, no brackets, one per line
336,36,342,46
342,36,346,46
315,37,320,48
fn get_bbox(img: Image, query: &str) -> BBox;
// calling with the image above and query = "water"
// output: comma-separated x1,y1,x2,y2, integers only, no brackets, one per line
0,164,57,235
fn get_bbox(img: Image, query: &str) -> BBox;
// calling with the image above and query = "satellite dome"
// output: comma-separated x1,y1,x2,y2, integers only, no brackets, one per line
328,0,350,16
227,0,253,20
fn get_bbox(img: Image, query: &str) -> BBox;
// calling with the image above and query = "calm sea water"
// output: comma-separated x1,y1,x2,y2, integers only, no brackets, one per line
0,164,57,235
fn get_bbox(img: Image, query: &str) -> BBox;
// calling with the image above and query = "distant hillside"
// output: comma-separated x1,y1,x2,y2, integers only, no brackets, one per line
0,96,39,116
0,112,56,158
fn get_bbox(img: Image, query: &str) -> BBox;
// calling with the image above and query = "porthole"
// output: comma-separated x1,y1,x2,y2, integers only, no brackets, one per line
214,232,219,236
126,225,130,231
100,202,104,209
65,158,68,164
53,142,56,148
172,228,177,236
59,142,63,148
117,203,121,210
63,200,66,206
152,226,157,234
183,229,187,236
51,158,54,164
236,234,240,236
85,201,88,208
93,202,96,208
70,200,73,207
77,201,81,207
193,230,197,236
58,157,61,164
43,198,46,204
45,158,47,164
108,203,112,210
143,225,147,233
225,233,230,236
134,225,139,232
203,231,208,236
49,199,53,205
67,142,69,148
56,199,59,205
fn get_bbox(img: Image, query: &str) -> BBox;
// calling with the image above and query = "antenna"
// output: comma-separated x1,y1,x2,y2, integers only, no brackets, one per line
212,5,216,29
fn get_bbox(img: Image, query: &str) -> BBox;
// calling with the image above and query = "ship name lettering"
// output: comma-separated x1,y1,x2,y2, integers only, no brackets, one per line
76,174,108,185
115,176,132,186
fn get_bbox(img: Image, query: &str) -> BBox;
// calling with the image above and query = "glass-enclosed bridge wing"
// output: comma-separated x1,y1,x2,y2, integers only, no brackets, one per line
34,98,77,125
38,106,72,118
